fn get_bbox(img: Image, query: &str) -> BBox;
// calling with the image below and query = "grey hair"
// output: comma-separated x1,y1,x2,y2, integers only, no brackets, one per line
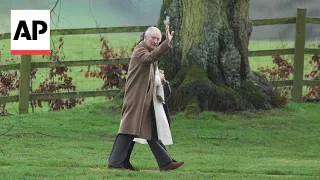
144,26,161,39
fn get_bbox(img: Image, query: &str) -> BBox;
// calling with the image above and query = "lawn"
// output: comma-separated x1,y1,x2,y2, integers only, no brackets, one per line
1,34,320,179
0,99,319,179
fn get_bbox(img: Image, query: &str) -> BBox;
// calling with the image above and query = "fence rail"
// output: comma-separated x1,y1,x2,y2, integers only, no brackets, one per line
306,18,320,24
1,8,320,114
251,17,296,26
271,80,320,87
0,47,319,71
0,90,121,104
0,58,131,71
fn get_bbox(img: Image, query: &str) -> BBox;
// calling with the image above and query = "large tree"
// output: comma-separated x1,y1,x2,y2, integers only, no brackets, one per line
157,0,276,114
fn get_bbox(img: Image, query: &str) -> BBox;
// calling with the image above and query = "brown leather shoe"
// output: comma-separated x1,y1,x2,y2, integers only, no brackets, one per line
159,161,184,171
107,165,127,170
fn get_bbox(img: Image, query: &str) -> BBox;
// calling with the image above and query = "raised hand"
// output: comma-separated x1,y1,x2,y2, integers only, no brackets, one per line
166,25,174,42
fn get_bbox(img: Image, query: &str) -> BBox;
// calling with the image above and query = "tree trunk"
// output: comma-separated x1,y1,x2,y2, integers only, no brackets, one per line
157,0,275,115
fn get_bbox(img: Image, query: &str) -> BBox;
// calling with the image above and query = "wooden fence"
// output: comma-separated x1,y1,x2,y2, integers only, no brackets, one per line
0,8,320,114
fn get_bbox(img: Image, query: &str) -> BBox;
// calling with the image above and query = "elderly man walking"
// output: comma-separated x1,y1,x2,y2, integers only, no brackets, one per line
107,26,184,171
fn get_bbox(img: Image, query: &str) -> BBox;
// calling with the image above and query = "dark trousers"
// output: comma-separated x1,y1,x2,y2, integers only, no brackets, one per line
123,103,172,167
108,103,173,168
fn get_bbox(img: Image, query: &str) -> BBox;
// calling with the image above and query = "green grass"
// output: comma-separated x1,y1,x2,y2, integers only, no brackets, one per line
0,101,320,179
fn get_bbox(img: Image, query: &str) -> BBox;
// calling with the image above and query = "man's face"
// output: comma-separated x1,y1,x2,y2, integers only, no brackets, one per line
145,31,161,50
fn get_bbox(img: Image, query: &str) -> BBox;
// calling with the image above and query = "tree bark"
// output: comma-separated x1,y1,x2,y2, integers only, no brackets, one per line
157,0,275,115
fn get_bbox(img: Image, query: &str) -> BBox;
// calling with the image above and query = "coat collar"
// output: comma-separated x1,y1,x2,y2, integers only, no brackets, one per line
139,41,153,52
138,41,158,68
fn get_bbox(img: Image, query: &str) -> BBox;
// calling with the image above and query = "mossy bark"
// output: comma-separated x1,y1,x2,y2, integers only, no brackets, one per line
158,0,274,114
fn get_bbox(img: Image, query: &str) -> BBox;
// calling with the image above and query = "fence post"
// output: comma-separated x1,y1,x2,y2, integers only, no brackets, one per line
292,8,307,102
19,55,31,114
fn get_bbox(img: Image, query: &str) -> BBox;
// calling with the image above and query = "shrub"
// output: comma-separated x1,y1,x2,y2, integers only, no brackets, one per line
258,55,293,105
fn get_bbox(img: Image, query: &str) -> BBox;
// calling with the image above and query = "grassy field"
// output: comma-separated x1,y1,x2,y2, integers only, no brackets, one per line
0,34,319,114
1,34,320,179
0,99,319,179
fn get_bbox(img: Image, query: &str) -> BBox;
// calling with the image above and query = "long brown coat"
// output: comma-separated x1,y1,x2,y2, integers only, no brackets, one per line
118,40,171,140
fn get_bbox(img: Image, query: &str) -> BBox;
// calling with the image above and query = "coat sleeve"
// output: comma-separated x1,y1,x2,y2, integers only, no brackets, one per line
135,40,171,65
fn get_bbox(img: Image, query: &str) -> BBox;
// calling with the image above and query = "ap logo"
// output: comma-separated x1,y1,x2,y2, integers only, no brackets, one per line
11,10,50,55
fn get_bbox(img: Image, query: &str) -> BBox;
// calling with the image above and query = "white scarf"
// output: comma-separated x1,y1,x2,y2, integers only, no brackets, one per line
133,67,173,145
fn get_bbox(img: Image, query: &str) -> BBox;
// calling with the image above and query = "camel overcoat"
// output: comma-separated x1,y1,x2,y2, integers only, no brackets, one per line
118,40,171,140
133,66,173,145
